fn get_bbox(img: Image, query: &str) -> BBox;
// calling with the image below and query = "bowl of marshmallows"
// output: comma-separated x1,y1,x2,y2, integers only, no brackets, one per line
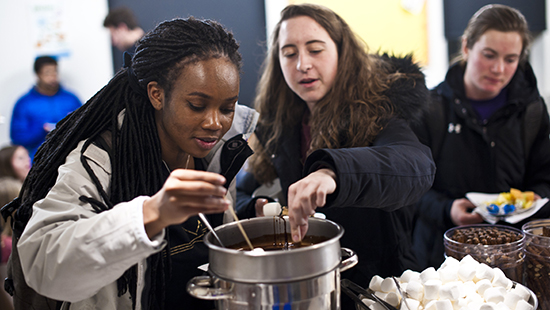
364,255,537,310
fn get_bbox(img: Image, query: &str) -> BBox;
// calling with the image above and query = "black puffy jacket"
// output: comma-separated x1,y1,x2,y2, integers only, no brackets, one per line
237,55,436,291
412,61,550,269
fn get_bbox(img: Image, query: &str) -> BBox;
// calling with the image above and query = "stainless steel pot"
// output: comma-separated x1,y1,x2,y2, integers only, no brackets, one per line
187,217,357,309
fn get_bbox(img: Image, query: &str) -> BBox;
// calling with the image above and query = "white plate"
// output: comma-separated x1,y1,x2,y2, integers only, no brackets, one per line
466,192,548,224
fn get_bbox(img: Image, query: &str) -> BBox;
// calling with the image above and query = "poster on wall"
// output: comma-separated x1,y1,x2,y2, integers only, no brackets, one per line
29,0,70,58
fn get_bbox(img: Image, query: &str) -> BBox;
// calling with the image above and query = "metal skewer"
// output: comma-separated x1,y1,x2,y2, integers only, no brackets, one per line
199,213,225,247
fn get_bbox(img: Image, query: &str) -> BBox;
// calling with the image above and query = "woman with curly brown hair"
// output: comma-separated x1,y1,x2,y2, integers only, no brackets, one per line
237,3,435,303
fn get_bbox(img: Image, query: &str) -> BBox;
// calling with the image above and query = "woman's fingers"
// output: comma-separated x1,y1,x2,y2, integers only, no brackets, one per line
287,169,337,242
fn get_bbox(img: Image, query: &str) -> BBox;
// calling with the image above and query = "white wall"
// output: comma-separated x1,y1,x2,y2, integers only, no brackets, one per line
424,0,550,104
0,0,113,148
265,0,550,102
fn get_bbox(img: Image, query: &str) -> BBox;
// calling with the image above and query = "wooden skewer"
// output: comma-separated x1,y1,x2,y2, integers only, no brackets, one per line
182,154,254,251
227,203,254,251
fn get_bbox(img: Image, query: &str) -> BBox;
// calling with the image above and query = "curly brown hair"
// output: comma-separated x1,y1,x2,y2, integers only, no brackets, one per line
250,3,402,184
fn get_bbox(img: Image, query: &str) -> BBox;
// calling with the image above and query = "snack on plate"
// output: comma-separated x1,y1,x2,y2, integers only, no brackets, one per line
485,188,535,216
365,255,535,310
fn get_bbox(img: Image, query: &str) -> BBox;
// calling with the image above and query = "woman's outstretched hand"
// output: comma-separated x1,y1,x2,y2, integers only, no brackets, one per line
287,168,336,242
143,169,230,238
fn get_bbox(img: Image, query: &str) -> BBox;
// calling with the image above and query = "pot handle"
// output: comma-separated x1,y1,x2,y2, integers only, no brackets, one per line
340,247,358,272
187,275,233,300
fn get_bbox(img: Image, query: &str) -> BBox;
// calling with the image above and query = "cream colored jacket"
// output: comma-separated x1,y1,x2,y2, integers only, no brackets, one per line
17,104,258,309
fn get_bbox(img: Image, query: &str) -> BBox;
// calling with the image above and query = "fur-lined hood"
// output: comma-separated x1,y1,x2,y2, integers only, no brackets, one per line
379,54,429,126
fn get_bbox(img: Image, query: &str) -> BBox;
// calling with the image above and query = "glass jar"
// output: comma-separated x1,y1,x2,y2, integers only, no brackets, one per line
444,224,525,283
522,219,550,310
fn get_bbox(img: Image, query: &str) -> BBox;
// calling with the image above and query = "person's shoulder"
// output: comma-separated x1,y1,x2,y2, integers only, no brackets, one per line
15,87,38,102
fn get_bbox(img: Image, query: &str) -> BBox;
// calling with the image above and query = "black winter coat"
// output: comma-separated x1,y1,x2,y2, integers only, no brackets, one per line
412,62,550,270
237,55,436,293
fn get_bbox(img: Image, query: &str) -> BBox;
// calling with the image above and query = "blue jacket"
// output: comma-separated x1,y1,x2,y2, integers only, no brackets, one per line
11,86,81,161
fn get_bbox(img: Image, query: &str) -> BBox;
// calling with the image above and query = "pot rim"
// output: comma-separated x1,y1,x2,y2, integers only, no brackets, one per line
204,216,345,255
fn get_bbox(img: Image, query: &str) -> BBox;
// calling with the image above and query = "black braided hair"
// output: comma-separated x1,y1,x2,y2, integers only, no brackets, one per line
16,17,241,309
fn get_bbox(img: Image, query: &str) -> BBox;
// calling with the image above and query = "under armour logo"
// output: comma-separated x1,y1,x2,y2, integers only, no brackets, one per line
448,123,461,134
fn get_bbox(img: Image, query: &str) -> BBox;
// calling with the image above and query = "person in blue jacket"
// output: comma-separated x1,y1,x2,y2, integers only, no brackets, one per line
10,56,81,161
236,4,435,307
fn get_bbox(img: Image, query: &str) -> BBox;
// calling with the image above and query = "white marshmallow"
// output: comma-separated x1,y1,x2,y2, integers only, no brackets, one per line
496,302,511,310
465,292,484,305
380,277,397,293
371,301,388,310
442,256,461,268
374,291,388,300
456,297,469,310
475,279,493,295
262,202,282,216
514,299,533,310
424,279,442,300
406,280,424,301
404,298,421,310
468,301,484,310
401,269,421,283
474,264,495,282
479,302,497,310
425,300,438,310
361,298,375,307
384,291,401,307
503,292,523,310
458,264,477,282
491,268,511,289
421,267,440,283
369,275,384,292
435,300,454,310
484,287,505,304
511,284,530,301
460,255,480,267
440,282,463,301
439,265,459,283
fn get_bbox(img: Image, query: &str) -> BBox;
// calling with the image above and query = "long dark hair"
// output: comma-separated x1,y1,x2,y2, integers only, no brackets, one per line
17,17,241,309
250,3,400,184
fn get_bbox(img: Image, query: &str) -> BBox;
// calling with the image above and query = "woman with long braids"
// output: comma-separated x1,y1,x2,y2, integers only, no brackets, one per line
237,4,435,307
10,18,257,309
